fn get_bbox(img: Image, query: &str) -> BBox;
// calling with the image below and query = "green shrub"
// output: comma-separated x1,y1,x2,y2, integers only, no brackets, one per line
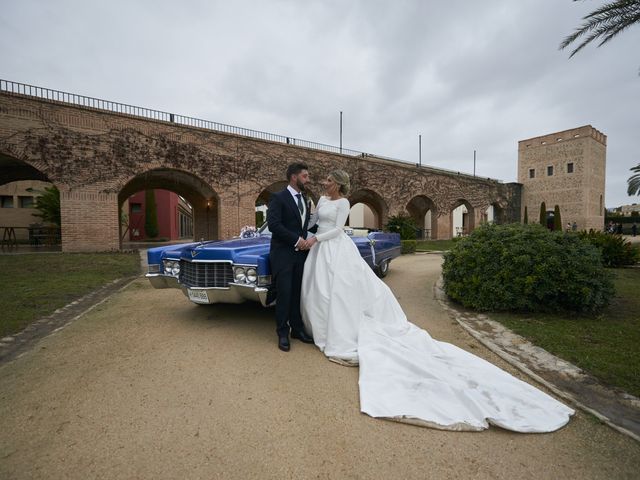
539,201,546,226
576,230,640,267
144,189,159,238
442,223,614,314
386,213,417,240
401,240,417,254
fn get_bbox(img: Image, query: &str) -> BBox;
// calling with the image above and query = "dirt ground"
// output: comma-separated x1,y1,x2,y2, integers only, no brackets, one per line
1,254,639,479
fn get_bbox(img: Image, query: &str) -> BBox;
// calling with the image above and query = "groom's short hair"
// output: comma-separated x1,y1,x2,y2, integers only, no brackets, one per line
286,162,308,180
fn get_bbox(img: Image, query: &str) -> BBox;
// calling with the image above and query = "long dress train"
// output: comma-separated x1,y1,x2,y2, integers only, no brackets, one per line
301,196,574,432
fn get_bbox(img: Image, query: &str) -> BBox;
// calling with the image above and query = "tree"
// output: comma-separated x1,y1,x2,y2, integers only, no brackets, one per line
560,1,640,67
523,206,529,224
144,189,159,238
554,205,563,231
30,185,61,226
628,163,640,195
385,213,417,240
539,202,547,226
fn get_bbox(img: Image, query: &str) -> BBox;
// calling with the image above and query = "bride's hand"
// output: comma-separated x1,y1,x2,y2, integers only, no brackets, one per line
307,237,318,249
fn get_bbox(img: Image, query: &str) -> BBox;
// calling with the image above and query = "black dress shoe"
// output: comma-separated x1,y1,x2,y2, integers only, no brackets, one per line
291,330,314,344
278,336,290,352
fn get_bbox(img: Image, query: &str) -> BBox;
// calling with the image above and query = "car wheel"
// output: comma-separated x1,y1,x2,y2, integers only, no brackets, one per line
376,259,389,278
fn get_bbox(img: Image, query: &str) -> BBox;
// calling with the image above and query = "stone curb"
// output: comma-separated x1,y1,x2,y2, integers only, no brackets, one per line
0,275,140,365
434,276,640,443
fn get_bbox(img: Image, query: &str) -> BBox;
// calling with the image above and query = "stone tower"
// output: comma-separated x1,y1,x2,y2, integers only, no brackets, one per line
518,125,606,231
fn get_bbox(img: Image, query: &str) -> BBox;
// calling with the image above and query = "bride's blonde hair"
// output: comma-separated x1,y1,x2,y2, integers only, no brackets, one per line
329,169,350,195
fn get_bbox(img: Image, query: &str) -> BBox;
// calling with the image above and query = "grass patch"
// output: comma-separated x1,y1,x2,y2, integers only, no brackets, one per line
491,268,640,397
416,239,458,251
0,253,140,338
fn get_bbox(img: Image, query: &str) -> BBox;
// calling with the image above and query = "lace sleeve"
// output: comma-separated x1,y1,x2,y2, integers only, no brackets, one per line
315,198,350,242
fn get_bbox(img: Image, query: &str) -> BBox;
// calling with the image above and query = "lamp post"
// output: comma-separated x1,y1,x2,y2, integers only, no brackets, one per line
206,199,210,240
339,111,343,154
473,150,476,177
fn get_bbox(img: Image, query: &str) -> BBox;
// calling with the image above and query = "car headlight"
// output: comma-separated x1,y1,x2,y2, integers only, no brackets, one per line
163,260,180,277
234,266,246,282
245,268,257,284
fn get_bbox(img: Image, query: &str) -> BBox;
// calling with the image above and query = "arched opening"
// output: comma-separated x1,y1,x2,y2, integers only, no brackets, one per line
486,201,505,224
349,203,377,229
118,168,219,247
0,154,60,250
451,199,475,237
348,189,388,230
406,195,437,239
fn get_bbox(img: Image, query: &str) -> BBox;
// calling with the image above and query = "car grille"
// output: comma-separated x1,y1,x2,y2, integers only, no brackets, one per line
179,261,233,288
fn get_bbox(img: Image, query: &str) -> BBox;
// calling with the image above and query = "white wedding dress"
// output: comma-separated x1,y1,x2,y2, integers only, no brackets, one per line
301,196,574,432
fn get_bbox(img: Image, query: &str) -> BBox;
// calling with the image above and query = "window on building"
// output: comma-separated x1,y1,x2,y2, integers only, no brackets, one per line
130,203,142,214
178,208,193,238
547,166,554,176
600,195,603,216
567,162,574,174
1,196,14,208
18,196,34,208
529,168,535,179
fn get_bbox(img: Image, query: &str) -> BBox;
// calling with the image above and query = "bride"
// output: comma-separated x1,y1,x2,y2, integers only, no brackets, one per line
300,170,574,433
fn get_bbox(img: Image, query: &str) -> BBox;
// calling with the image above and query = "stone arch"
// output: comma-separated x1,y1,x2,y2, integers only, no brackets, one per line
118,168,219,244
450,199,475,236
484,200,506,225
0,154,60,246
348,189,388,229
0,153,52,186
406,195,437,239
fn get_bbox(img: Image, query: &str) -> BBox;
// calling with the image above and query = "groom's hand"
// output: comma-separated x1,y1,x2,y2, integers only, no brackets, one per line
295,237,308,251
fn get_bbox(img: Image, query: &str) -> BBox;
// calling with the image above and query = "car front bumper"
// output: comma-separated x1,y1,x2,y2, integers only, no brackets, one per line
146,274,270,306
181,283,270,306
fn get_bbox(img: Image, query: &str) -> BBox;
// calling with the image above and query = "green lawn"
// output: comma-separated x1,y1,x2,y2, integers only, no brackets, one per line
0,253,140,338
416,239,459,251
491,268,640,397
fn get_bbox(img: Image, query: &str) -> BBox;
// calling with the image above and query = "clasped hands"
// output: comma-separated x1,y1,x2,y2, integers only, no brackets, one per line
296,236,317,251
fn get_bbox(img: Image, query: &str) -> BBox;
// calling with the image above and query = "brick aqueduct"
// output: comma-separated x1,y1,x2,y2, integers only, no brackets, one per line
0,81,521,252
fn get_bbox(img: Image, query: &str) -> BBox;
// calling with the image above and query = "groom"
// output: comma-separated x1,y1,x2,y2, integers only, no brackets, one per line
267,162,315,352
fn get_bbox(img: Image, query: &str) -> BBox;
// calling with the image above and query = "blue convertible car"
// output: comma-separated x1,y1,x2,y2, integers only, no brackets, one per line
146,224,401,306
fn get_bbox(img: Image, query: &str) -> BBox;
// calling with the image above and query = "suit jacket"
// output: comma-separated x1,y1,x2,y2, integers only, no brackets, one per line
267,189,311,274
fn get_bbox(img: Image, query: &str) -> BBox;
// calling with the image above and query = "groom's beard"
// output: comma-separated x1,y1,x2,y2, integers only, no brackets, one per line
297,180,306,192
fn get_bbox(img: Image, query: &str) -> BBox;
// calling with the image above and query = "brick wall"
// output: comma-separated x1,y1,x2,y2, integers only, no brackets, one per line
518,125,606,231
1,91,520,251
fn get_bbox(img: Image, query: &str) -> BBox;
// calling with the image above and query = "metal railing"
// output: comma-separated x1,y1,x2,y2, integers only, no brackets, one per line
0,78,364,157
0,78,501,182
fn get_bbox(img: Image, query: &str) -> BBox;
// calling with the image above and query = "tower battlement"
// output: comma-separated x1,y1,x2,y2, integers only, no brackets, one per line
518,125,607,150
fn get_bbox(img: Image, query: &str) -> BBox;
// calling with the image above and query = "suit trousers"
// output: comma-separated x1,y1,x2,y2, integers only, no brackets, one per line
273,249,307,338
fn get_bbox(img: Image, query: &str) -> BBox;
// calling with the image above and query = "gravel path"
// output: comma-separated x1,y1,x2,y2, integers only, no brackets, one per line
1,254,638,479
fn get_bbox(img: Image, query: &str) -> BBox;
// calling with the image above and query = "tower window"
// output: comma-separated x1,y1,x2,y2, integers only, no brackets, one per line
529,168,535,179
547,166,554,176
1,196,13,208
567,162,574,173
19,196,34,208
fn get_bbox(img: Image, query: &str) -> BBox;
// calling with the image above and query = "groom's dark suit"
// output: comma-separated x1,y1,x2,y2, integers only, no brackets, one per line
267,187,312,339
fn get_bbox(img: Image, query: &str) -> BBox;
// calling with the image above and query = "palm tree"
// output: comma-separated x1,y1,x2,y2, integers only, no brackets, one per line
560,1,640,58
628,163,640,195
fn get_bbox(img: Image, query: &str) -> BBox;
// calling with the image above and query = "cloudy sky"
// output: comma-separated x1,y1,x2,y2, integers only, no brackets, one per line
1,0,638,207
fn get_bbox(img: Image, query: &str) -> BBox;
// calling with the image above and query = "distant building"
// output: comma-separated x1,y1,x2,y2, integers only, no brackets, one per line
518,125,606,231
126,190,193,241
614,203,640,216
0,180,50,241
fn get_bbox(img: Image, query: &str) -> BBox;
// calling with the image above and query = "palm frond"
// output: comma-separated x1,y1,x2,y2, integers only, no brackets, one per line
560,0,640,57
628,164,640,196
